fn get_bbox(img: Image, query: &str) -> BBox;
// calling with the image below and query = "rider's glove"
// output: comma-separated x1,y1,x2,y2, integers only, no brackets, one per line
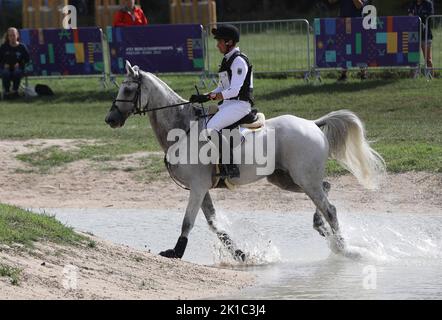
189,94,210,103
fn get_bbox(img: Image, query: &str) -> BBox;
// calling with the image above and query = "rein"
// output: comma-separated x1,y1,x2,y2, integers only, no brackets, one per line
110,77,192,117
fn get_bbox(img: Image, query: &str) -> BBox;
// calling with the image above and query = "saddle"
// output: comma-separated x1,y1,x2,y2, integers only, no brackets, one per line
226,108,260,130
200,105,266,131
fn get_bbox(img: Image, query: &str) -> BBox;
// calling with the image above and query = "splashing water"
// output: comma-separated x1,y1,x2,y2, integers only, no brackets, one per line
212,212,281,266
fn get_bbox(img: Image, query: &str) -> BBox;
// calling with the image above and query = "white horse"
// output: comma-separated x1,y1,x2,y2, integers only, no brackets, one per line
105,61,386,261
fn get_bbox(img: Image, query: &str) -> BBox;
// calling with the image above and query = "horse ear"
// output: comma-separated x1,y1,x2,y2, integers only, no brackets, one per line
125,60,134,76
132,65,140,77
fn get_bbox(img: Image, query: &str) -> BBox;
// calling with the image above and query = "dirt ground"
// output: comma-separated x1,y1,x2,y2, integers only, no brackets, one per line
0,139,440,214
0,139,441,300
0,236,253,300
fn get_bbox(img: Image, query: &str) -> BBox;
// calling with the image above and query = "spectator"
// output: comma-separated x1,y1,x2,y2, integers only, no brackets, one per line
328,0,369,81
113,0,148,27
0,27,30,99
408,0,434,75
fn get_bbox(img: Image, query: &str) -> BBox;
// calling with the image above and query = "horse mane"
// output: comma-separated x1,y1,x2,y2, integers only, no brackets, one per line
140,70,187,104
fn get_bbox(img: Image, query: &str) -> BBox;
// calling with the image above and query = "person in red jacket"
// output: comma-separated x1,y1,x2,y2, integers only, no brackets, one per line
113,0,148,27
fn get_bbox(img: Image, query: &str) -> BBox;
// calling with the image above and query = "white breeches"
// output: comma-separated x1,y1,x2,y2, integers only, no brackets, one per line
206,100,251,132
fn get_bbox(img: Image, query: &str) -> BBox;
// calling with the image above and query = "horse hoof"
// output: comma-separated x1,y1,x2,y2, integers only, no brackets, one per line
159,249,179,259
234,249,246,262
328,234,346,254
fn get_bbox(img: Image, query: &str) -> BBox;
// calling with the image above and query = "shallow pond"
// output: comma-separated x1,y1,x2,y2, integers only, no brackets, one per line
40,208,442,299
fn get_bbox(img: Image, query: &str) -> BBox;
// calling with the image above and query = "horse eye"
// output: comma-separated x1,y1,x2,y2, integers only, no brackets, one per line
123,88,132,95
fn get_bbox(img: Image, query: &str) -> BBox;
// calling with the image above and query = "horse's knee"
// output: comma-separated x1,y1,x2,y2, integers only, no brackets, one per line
313,211,324,228
323,181,331,193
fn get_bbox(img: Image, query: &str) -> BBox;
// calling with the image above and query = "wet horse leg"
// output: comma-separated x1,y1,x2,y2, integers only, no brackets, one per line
267,170,331,237
304,183,345,253
313,181,332,237
159,188,206,259
201,192,246,262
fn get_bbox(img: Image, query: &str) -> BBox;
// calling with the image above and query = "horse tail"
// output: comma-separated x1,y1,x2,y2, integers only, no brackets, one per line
314,110,386,190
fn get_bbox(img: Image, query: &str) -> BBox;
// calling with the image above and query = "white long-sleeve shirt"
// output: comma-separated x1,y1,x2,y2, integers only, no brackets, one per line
213,47,253,99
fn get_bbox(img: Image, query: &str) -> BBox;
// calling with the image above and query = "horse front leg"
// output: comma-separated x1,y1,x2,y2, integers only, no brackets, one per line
201,192,246,262
159,188,206,259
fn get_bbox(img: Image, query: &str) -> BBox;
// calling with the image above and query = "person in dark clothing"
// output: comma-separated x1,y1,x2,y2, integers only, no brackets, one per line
0,27,30,99
408,0,434,73
328,0,369,81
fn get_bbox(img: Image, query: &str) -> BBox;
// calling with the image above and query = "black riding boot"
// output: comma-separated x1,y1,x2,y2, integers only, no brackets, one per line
216,131,240,179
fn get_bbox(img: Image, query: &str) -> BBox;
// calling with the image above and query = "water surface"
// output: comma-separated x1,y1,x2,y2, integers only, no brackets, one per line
40,208,442,299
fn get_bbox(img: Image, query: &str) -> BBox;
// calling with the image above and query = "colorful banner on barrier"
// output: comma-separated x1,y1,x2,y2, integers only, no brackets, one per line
19,28,104,76
107,24,204,74
314,16,421,68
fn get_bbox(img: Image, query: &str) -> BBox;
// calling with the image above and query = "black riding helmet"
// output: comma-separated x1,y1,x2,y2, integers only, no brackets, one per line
211,24,240,43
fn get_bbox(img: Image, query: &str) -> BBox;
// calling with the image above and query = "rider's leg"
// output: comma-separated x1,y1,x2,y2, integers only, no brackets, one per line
206,100,250,178
206,100,251,132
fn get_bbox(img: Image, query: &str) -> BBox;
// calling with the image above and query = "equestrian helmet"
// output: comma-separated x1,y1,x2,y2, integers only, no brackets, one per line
211,24,240,43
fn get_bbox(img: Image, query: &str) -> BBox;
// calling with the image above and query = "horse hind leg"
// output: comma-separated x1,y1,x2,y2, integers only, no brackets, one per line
201,192,246,262
303,182,345,253
313,181,332,237
267,170,331,238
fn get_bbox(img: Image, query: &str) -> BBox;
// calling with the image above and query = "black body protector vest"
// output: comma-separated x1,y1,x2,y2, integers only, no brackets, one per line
218,51,254,105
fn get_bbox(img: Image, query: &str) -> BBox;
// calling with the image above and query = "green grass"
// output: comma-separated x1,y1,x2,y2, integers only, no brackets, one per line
0,264,22,286
0,74,441,174
0,204,86,248
134,154,167,182
206,30,310,74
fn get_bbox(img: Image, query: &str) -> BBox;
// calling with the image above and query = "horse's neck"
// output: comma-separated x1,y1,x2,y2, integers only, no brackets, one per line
143,73,192,151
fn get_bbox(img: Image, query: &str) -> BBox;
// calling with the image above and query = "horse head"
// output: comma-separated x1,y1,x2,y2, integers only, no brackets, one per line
105,60,147,128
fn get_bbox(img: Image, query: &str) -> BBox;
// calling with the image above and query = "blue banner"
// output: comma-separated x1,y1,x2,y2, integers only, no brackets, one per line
107,24,204,74
315,16,421,69
20,27,104,76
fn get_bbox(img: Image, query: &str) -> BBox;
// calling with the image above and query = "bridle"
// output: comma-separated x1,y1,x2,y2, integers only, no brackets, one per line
110,75,192,117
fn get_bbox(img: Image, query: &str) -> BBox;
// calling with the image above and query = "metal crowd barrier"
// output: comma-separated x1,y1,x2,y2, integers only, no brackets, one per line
205,19,311,76
425,15,442,78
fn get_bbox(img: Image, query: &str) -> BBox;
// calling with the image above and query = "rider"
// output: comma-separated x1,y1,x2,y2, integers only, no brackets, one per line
190,24,254,179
